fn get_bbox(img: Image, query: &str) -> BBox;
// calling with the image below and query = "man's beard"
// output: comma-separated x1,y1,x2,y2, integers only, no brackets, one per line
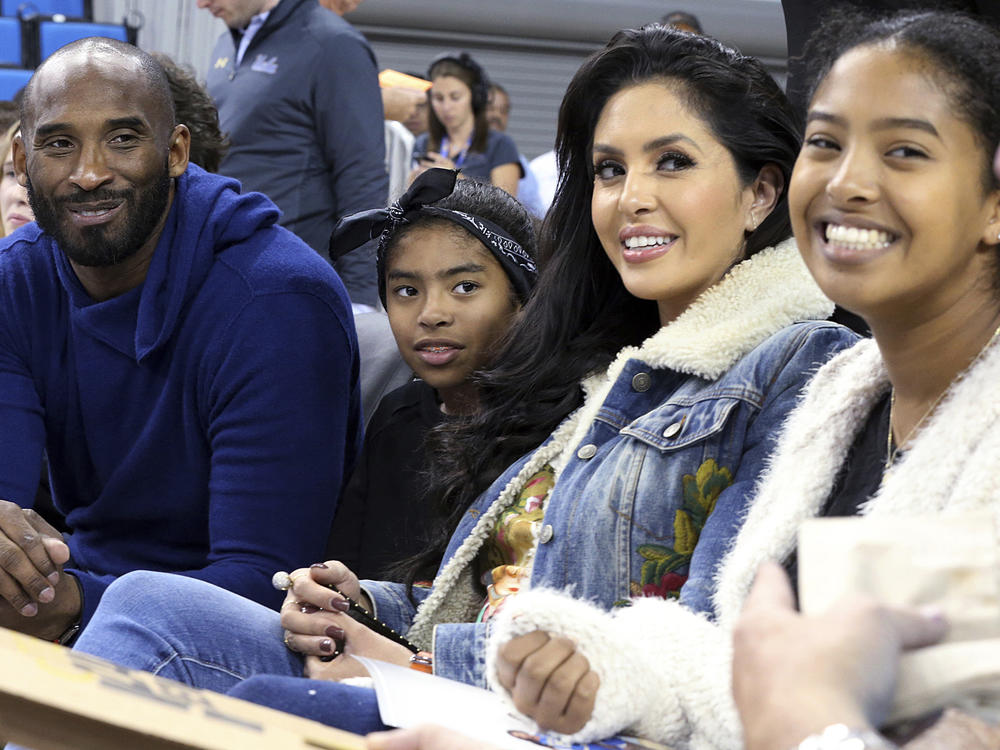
26,164,172,268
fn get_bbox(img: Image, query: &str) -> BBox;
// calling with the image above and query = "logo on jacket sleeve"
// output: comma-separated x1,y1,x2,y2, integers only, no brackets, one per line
250,54,279,75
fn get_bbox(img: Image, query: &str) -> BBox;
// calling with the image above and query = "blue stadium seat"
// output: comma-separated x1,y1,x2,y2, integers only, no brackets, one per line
0,67,31,100
2,1,85,18
0,17,20,64
38,20,126,61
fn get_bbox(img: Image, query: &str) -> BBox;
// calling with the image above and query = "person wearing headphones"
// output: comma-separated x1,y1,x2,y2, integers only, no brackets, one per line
409,52,522,197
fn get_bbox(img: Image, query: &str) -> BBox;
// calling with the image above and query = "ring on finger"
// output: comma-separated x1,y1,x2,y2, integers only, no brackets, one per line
272,570,309,591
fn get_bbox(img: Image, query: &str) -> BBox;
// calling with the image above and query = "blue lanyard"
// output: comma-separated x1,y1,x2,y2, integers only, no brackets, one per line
440,135,472,168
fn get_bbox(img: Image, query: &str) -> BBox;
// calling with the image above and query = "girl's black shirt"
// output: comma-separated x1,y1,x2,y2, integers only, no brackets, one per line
784,392,892,590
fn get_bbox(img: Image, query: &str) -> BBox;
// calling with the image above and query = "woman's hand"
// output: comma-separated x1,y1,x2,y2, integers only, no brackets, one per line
418,151,457,170
280,561,368,656
302,609,413,681
279,560,411,680
408,151,457,185
495,630,599,734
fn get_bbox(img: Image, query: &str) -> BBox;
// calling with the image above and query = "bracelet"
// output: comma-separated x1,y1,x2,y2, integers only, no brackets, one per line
53,574,83,647
796,724,898,750
409,651,433,674
53,618,81,647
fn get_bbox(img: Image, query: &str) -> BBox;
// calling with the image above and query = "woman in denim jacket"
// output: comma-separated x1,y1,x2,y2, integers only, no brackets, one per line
67,27,856,735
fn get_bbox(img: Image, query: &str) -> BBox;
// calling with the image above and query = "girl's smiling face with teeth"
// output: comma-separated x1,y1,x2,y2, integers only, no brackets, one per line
790,43,1000,325
589,81,770,325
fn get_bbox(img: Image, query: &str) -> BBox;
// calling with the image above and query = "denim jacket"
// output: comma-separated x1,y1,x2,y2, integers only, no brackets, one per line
363,240,857,687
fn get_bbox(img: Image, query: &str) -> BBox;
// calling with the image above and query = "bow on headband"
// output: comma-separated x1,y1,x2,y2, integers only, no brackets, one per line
330,168,537,307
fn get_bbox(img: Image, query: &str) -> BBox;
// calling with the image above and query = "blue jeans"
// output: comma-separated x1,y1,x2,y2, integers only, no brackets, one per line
72,571,387,734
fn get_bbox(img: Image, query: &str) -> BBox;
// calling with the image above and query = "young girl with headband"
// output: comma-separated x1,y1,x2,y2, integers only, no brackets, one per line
327,167,537,581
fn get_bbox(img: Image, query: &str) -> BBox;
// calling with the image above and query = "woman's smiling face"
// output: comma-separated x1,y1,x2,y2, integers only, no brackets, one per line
790,44,1000,327
590,81,764,325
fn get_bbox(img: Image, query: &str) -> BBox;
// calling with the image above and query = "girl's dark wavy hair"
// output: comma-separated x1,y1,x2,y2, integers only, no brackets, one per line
801,8,1000,193
399,25,802,589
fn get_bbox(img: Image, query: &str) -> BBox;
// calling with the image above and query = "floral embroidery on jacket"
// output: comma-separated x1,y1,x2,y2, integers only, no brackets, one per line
630,458,732,599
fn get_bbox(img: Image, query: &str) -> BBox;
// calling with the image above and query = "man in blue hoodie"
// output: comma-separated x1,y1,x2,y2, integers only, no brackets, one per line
0,37,362,644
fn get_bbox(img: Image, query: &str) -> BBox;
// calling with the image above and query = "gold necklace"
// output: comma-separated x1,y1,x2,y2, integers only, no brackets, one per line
885,324,1000,470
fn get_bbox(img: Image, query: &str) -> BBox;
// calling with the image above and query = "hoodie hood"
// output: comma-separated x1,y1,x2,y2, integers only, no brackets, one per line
55,164,281,361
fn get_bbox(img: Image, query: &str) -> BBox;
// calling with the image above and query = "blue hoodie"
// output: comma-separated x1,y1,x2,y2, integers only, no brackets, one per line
0,166,362,627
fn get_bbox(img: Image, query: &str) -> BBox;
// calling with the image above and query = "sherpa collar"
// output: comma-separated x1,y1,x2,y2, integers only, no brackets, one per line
585,238,832,393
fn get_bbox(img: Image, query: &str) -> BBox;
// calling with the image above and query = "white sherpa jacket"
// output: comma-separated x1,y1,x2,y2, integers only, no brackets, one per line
485,332,1000,749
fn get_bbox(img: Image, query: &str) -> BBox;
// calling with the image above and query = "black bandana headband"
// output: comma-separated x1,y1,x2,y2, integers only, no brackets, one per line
329,168,537,307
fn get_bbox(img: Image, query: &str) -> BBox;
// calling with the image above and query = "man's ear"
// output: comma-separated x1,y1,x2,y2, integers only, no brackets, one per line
167,123,191,178
12,133,27,188
745,163,783,233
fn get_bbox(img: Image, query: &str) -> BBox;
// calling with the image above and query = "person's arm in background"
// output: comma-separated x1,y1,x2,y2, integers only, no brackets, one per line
315,31,388,308
487,131,522,197
489,163,520,198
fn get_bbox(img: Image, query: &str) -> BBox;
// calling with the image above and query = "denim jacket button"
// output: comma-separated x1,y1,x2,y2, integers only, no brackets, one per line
538,524,554,544
576,443,597,460
631,372,652,392
662,422,682,439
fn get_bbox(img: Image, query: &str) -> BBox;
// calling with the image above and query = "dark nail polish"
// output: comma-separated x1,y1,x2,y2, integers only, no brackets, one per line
325,625,344,639
299,603,320,614
320,654,336,662
330,598,350,612
310,563,328,569
320,638,333,653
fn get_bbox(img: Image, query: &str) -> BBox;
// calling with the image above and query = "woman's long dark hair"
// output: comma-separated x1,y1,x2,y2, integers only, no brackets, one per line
402,25,802,587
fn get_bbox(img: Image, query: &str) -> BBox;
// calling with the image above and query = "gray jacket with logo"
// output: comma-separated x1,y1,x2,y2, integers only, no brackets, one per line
206,0,388,306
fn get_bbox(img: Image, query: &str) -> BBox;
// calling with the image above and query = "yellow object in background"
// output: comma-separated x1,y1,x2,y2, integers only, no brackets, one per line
379,69,432,91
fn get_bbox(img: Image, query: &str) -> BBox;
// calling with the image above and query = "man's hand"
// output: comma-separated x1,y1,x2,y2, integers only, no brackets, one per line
495,630,599,735
0,501,71,616
732,561,948,750
0,567,81,640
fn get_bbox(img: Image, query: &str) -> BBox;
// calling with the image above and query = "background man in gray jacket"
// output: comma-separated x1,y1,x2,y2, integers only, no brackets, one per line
200,0,388,308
